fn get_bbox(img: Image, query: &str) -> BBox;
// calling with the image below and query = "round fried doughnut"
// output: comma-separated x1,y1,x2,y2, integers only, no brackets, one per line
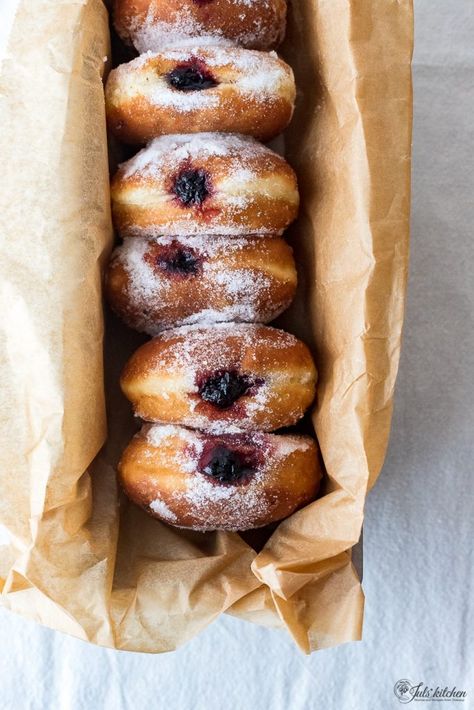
113,0,287,54
110,133,299,237
105,47,295,144
119,424,321,531
105,235,297,334
120,323,317,432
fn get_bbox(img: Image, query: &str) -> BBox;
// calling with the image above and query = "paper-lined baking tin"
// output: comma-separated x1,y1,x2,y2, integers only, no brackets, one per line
0,0,413,653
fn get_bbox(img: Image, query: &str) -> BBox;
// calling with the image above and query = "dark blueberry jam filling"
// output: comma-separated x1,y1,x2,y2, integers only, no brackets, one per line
198,445,255,484
156,245,200,276
198,370,254,409
172,169,211,206
166,61,218,92
200,446,247,483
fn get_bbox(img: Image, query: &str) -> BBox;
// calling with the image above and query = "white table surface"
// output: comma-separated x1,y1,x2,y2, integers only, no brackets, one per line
1,1,473,708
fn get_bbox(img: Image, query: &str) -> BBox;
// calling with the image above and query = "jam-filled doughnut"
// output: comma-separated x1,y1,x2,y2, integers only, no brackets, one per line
119,424,321,531
113,0,287,54
110,133,299,237
106,235,297,334
105,47,295,144
120,323,317,432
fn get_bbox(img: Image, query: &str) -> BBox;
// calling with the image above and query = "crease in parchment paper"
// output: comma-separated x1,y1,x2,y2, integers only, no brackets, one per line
0,0,413,654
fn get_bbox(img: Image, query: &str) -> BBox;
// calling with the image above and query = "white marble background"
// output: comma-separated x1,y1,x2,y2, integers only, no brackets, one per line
0,1,473,708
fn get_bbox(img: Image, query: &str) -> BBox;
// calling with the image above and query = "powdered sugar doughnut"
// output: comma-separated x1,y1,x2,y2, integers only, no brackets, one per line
119,424,321,531
111,133,299,237
120,323,317,433
105,47,295,144
113,0,287,54
105,235,297,334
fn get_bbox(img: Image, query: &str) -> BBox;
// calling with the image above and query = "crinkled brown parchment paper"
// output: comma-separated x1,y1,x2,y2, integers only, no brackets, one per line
0,0,413,653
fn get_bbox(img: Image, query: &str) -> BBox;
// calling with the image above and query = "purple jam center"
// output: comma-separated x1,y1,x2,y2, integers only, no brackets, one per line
199,445,255,484
157,247,199,276
172,169,211,206
166,62,218,92
201,446,247,483
198,370,254,409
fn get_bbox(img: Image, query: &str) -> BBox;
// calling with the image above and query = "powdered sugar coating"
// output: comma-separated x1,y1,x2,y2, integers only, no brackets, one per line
141,424,314,531
116,0,286,54
122,324,316,434
106,235,296,334
149,497,178,522
112,133,299,237
156,321,302,348
108,47,293,112
119,132,271,180
145,423,201,450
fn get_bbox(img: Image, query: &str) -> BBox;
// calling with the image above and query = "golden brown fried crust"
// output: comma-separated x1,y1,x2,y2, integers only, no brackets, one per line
118,425,321,530
110,135,299,237
120,323,317,432
105,48,295,144
113,0,287,52
105,235,297,334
